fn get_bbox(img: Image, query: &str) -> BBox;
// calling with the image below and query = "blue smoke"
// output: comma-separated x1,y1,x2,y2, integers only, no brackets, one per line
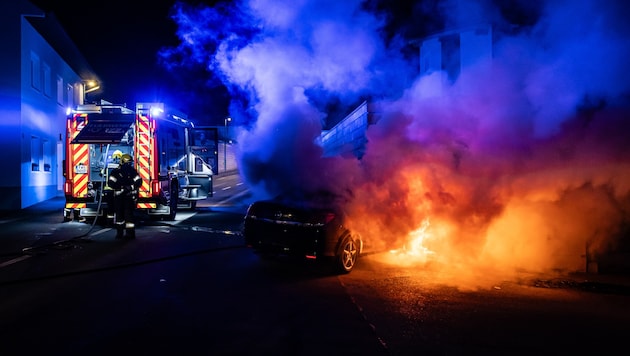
160,0,630,275
160,0,629,192
160,0,416,196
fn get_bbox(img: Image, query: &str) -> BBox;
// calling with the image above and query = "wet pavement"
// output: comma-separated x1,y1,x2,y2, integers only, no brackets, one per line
3,194,630,296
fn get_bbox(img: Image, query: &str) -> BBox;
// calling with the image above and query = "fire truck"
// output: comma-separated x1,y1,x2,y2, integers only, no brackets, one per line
63,101,218,222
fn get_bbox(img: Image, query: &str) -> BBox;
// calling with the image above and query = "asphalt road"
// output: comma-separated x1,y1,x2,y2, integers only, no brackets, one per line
1,173,629,355
0,174,387,355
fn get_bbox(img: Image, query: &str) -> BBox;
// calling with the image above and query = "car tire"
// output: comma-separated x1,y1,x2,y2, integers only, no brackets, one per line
334,236,359,274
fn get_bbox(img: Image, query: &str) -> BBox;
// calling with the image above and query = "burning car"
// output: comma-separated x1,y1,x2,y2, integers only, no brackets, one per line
242,190,363,273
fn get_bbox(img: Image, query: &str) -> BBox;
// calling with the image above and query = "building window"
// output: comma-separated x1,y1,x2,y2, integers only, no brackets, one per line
67,84,74,107
31,136,42,171
30,52,41,91
43,139,51,172
57,76,64,105
43,63,52,97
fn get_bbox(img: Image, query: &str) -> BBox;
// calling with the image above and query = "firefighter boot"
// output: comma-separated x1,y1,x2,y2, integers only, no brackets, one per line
125,222,135,239
115,227,124,239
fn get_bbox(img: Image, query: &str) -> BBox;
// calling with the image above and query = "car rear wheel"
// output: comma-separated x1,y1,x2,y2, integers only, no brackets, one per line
335,237,359,274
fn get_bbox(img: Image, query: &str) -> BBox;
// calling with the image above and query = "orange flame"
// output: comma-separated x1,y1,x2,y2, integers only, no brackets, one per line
389,218,435,262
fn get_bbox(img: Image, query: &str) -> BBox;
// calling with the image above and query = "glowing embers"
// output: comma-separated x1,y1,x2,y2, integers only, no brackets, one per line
389,218,436,263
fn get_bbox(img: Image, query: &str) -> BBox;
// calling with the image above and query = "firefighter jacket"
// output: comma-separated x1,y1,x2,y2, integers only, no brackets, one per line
107,163,143,200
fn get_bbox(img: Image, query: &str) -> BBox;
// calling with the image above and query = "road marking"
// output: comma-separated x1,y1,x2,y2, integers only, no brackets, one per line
190,226,241,236
221,186,232,191
0,218,20,225
90,228,111,237
0,255,31,268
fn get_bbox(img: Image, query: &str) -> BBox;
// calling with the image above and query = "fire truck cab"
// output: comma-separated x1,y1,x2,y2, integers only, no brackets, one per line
63,101,218,222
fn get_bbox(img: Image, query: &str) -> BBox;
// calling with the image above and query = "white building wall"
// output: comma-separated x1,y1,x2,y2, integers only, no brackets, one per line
0,2,84,211
460,25,493,69
0,6,23,211
218,141,238,174
19,17,81,208
420,38,442,75
418,25,493,96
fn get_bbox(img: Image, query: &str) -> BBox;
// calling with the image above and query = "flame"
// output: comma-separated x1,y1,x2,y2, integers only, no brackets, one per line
389,218,435,262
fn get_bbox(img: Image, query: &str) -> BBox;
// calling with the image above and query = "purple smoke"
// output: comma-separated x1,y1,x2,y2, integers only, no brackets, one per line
161,0,630,281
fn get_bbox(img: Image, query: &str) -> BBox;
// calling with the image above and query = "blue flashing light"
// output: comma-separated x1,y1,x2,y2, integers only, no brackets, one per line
151,107,164,117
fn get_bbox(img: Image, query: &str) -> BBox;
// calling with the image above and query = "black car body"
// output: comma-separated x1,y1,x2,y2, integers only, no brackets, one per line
242,191,363,273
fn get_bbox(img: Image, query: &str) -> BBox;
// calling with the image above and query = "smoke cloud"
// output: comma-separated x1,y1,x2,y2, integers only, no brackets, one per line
161,0,630,288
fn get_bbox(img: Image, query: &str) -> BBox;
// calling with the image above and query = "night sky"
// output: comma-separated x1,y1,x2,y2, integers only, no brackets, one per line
29,0,231,123
28,0,433,124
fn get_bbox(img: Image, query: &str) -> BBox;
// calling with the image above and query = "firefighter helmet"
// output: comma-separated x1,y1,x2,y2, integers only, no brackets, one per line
121,154,133,165
112,150,123,160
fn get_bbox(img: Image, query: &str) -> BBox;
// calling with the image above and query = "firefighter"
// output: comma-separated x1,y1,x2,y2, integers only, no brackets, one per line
107,153,143,239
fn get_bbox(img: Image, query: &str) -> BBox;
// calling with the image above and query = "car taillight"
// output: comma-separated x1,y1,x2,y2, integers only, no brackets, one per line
308,212,335,226
322,212,335,224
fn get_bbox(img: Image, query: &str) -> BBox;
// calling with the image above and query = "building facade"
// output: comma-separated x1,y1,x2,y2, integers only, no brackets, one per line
321,24,493,159
0,1,99,210
320,101,380,159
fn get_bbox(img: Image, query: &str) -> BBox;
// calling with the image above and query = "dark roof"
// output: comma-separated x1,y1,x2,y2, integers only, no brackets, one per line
24,9,100,83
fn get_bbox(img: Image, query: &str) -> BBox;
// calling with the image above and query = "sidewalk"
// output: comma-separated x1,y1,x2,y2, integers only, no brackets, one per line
0,196,66,221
